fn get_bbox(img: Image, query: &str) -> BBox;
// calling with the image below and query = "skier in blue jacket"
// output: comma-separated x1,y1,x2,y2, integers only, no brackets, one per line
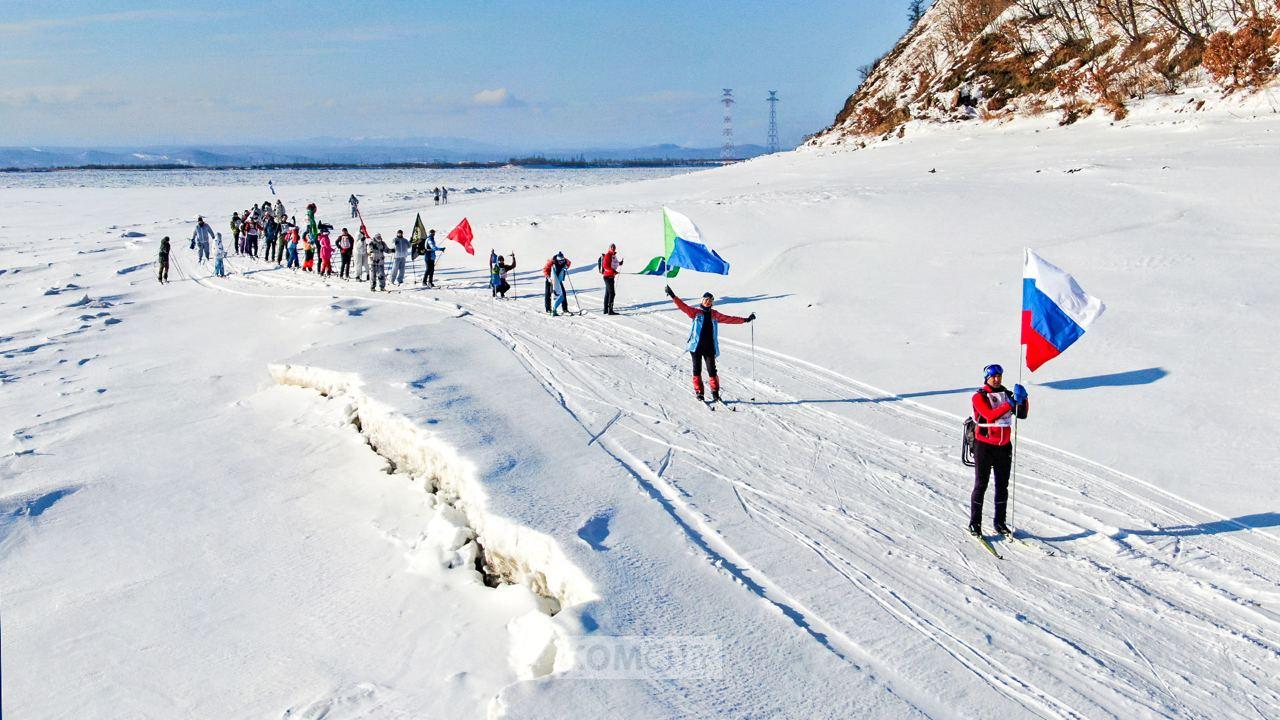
664,285,755,402
422,229,445,287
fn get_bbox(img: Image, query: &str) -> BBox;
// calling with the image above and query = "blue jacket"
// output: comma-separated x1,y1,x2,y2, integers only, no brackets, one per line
671,295,749,357
425,235,444,261
686,310,719,356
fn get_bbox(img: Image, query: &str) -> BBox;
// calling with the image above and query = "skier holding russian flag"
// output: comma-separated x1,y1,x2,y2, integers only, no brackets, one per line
967,250,1104,548
968,364,1029,538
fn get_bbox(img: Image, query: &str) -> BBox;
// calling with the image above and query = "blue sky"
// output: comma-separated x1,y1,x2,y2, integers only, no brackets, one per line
0,1,913,148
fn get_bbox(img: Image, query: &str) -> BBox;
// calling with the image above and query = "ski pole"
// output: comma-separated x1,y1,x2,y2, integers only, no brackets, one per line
566,275,583,314
751,322,757,386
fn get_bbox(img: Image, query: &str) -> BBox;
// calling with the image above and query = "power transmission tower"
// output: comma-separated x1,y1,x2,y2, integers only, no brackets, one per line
720,89,735,160
766,91,780,154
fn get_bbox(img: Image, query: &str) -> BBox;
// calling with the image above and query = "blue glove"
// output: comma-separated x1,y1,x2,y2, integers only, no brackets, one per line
1012,384,1028,404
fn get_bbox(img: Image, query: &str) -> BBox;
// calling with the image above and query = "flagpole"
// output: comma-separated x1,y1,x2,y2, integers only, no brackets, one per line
1012,344,1024,531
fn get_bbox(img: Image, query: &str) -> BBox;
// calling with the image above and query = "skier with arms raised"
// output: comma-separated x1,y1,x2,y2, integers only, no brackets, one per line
664,285,755,403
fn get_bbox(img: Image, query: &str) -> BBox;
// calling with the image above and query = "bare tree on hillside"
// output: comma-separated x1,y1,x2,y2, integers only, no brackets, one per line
1012,0,1052,17
1137,0,1216,42
909,0,930,25
1097,0,1145,41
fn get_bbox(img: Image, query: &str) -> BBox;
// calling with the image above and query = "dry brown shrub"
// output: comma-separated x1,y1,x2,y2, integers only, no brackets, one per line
1086,64,1129,118
913,70,933,100
1055,68,1085,99
1203,17,1279,91
851,96,913,136
940,0,1015,54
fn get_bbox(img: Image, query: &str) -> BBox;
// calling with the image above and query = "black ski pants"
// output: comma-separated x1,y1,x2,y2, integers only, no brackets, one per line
544,278,567,312
158,256,169,283
340,250,352,278
423,254,435,285
692,352,717,378
970,440,1012,527
603,276,616,313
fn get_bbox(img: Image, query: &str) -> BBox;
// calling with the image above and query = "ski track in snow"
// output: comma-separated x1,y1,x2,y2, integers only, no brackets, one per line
176,251,1280,719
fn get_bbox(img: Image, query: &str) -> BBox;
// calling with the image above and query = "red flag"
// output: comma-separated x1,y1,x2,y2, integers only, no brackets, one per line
447,218,475,255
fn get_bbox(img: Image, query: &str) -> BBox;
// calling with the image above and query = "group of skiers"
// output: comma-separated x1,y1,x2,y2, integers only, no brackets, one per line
526,243,622,316
209,201,453,291
171,193,1030,546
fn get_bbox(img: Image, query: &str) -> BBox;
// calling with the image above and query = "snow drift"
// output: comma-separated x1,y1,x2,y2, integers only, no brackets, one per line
268,362,598,613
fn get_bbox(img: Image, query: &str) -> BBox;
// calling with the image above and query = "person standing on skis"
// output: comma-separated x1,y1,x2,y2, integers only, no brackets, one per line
230,212,242,254
664,286,755,402
191,216,215,264
547,252,571,315
600,243,623,315
318,227,334,276
369,233,390,291
354,229,369,281
243,216,260,259
421,229,443,287
263,213,279,263
391,230,410,285
968,364,1029,537
157,236,171,284
336,228,354,279
285,224,301,270
349,193,359,218
215,230,227,275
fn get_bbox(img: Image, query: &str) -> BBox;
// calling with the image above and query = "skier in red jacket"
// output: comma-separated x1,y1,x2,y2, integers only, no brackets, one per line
600,244,623,315
969,364,1029,537
665,285,755,402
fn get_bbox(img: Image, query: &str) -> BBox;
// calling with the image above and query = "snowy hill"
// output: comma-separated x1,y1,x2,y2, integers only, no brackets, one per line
812,0,1280,145
3,107,1280,717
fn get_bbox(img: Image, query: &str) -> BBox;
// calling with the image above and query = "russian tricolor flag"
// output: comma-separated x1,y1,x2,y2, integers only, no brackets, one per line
1022,249,1106,371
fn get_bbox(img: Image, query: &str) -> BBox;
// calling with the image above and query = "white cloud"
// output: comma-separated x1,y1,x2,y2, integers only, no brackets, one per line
0,84,92,106
471,88,525,108
0,10,229,36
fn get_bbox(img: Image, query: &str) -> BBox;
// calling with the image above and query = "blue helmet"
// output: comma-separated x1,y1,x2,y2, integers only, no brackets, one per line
983,364,1004,379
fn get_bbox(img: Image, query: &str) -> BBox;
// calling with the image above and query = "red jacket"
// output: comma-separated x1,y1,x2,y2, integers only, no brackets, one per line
971,384,1027,446
670,295,748,324
602,249,620,277
543,257,572,277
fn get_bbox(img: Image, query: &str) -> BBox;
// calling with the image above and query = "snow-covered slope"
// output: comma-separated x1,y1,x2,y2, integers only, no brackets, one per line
813,0,1280,145
3,108,1280,718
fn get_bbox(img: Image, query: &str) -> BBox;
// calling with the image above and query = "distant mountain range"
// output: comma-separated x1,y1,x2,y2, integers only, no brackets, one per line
0,138,780,169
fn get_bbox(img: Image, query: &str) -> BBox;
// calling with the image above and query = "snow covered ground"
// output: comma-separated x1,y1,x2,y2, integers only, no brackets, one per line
3,107,1279,718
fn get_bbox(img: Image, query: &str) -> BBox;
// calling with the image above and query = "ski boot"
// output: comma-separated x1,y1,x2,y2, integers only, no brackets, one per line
711,391,722,403
994,522,1012,537
967,522,983,537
